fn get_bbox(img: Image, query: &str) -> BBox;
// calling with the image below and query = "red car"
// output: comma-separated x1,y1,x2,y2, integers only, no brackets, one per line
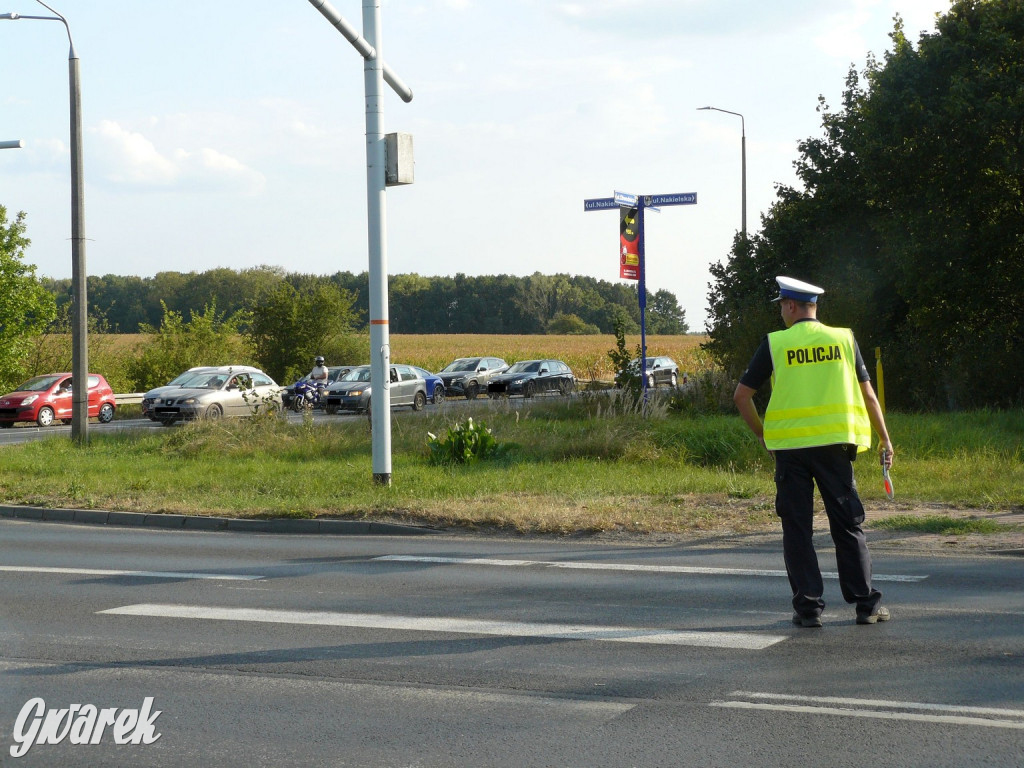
0,373,117,428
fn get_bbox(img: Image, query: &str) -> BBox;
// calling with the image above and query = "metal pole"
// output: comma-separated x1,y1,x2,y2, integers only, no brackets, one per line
0,139,24,149
68,38,88,443
1,6,88,441
697,106,746,239
637,198,648,411
363,0,391,486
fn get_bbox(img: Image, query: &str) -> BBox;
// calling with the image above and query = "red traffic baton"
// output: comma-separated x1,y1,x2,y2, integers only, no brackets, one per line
881,450,894,500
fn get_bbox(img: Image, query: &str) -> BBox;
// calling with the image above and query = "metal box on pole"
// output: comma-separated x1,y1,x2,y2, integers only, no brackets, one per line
385,132,414,186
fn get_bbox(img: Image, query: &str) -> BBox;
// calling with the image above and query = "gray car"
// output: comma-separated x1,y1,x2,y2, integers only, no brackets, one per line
150,366,281,425
324,364,427,414
437,357,508,399
141,366,219,421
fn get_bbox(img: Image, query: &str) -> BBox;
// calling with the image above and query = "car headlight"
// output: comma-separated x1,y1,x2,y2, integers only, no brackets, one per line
349,389,364,397
21,395,38,405
182,397,199,405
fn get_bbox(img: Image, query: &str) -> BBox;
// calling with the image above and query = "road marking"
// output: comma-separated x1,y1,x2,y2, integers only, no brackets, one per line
99,604,788,650
374,555,927,583
712,691,1024,730
0,565,261,581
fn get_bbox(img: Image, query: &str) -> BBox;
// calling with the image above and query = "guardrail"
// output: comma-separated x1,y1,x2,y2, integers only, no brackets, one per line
115,393,144,405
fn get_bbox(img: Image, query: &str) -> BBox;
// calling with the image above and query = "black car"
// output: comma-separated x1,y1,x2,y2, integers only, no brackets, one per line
487,359,576,398
437,357,508,399
623,356,680,388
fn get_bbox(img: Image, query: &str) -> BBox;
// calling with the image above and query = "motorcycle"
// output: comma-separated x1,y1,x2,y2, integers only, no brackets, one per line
290,378,325,412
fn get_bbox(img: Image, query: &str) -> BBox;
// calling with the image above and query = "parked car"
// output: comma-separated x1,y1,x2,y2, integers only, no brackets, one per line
280,366,353,409
628,356,680,388
486,359,576,398
323,364,427,414
149,366,281,425
141,367,219,421
410,366,445,404
0,373,117,428
437,357,509,399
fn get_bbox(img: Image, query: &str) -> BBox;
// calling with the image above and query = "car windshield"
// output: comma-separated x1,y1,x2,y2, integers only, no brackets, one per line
506,361,540,374
16,375,61,392
190,373,228,389
169,370,211,387
441,359,479,373
342,367,372,382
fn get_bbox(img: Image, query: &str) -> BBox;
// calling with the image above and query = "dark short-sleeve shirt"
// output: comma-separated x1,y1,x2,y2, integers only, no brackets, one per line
739,319,870,390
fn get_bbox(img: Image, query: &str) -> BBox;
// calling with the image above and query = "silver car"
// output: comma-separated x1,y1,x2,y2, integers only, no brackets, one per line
324,364,427,414
151,366,281,425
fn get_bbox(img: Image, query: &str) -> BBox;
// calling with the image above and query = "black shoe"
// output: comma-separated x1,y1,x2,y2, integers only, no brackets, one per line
792,612,823,628
856,606,891,625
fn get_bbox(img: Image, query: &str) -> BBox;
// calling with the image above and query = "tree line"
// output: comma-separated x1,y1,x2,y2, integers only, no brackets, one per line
41,268,688,337
705,0,1024,411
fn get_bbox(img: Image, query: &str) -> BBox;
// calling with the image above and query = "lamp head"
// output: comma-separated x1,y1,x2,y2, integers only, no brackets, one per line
0,12,23,18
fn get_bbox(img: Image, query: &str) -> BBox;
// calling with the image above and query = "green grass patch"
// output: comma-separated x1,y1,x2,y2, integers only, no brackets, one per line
0,403,1021,535
869,514,1012,535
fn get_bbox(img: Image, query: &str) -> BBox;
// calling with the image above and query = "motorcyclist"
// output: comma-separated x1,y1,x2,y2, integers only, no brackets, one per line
310,356,329,399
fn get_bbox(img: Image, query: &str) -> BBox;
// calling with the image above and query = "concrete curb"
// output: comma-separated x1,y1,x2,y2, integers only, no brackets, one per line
0,504,440,536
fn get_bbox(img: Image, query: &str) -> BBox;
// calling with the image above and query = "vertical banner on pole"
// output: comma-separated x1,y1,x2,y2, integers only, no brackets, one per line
619,206,640,280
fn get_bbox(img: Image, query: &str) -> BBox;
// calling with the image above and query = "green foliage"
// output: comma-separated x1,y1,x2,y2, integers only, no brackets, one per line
608,321,642,394
0,207,57,391
123,301,250,391
426,417,500,465
705,1,1024,410
244,282,360,384
546,312,600,335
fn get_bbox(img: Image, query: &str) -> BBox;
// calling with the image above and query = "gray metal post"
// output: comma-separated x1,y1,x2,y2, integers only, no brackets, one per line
0,140,24,149
363,0,391,485
309,0,412,487
69,40,88,442
2,5,88,442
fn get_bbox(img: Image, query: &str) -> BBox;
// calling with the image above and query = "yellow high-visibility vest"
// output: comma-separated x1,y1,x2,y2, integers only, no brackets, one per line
764,321,871,452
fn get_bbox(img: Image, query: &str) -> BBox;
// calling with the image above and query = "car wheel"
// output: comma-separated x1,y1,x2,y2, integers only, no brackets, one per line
433,385,445,405
205,403,224,421
646,374,655,388
670,372,678,387
160,418,177,427
465,382,479,400
412,391,426,411
523,381,535,398
36,407,55,428
559,379,574,396
98,403,115,423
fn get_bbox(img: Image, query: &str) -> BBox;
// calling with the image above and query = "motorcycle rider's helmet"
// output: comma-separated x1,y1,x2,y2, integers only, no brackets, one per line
315,356,325,365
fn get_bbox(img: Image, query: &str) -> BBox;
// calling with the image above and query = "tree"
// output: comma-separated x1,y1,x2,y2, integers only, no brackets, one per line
546,312,600,335
647,289,689,334
0,207,56,390
245,282,360,384
706,1,1024,409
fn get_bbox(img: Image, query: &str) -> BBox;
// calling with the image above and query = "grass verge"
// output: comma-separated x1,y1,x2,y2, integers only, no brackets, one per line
1,402,1021,536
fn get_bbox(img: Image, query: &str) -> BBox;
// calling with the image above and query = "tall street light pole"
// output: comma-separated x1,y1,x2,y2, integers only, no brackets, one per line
2,2,89,443
698,106,746,240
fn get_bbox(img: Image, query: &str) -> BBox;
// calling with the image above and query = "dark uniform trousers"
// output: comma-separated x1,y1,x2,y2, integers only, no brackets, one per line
774,444,882,619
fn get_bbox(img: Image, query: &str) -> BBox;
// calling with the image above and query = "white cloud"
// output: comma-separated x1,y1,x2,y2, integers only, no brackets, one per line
91,119,265,195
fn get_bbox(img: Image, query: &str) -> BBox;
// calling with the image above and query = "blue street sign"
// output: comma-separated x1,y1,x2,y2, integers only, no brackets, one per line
613,190,638,208
583,197,618,212
644,193,697,207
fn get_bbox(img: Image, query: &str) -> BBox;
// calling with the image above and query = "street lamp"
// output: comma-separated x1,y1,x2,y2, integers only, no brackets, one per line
2,2,89,443
1,139,24,149
698,105,746,240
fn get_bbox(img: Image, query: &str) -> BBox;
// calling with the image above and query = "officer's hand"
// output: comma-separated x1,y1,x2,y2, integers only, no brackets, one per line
880,443,894,469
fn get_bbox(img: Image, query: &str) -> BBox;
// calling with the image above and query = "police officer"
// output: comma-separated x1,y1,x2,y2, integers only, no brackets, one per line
733,276,895,627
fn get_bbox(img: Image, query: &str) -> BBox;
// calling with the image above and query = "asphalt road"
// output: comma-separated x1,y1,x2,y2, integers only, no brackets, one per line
0,396,546,446
1,519,1022,767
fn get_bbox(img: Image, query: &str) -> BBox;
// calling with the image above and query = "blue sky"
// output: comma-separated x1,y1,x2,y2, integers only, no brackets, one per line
0,0,949,329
